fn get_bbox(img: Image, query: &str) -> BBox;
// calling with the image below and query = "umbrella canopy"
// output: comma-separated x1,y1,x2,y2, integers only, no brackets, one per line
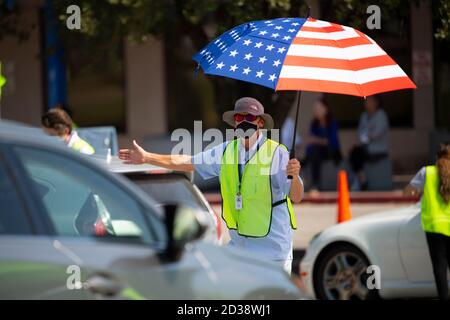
193,17,416,97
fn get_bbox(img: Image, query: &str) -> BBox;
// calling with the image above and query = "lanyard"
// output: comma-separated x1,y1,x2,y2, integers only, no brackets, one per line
235,137,265,194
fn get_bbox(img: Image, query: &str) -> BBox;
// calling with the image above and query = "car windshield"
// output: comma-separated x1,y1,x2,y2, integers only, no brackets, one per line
126,173,209,212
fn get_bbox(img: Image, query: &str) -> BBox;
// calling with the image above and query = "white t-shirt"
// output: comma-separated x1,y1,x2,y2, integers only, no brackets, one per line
410,166,426,191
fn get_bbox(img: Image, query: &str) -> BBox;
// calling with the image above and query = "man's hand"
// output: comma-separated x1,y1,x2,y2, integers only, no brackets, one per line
286,158,301,177
119,141,195,172
287,158,303,203
119,140,147,164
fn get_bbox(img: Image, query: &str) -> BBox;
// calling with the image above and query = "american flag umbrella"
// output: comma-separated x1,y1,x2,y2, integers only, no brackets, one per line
193,14,416,171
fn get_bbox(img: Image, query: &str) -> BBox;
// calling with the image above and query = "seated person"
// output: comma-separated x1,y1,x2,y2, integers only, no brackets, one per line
349,95,389,190
303,97,342,191
42,108,95,155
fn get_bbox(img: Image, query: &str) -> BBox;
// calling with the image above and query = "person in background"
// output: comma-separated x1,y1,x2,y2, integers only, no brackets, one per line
404,142,450,300
54,102,78,129
42,108,95,155
303,97,341,192
349,95,389,190
281,111,302,158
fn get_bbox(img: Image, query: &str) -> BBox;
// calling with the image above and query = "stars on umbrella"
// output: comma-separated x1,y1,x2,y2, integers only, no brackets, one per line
229,29,241,41
242,67,251,75
194,17,307,89
258,56,267,64
255,42,263,48
229,50,238,57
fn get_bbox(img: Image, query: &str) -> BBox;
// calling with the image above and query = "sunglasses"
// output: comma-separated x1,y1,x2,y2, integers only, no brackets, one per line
234,114,259,122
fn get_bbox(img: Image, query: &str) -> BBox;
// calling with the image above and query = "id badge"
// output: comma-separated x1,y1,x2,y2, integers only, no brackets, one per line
235,193,243,210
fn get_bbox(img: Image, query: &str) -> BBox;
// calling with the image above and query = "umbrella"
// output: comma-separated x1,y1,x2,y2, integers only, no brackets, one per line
193,12,416,177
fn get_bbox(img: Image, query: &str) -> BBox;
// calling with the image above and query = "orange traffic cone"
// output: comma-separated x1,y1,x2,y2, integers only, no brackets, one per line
337,170,352,223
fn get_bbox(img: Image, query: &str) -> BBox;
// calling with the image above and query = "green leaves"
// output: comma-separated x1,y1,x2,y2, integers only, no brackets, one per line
436,0,450,40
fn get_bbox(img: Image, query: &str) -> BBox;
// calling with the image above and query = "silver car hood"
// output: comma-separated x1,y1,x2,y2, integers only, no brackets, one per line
339,202,420,227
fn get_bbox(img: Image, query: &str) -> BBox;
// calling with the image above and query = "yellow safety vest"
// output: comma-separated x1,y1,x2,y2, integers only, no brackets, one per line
421,165,450,236
70,137,95,155
220,138,297,237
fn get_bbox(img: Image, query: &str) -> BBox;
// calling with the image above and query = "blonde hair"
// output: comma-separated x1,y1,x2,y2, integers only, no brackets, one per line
437,142,450,203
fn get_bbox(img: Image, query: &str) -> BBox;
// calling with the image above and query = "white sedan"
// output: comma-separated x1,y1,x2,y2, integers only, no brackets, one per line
300,203,449,300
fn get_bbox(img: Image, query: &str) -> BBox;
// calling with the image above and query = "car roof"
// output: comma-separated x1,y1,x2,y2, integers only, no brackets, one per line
94,155,193,181
93,155,171,174
0,120,63,146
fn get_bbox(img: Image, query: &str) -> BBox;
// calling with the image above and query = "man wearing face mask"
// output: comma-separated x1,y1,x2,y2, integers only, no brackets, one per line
119,97,303,274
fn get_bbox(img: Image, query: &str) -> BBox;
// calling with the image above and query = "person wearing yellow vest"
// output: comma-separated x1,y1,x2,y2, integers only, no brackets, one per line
119,97,304,274
42,108,95,155
405,142,450,300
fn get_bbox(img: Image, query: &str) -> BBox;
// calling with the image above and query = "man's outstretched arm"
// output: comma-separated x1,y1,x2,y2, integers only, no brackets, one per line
119,140,195,172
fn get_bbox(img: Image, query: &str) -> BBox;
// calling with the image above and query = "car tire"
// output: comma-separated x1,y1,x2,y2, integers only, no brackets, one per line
313,243,380,300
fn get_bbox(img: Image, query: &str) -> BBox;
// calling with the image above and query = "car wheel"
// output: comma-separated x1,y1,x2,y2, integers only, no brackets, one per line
313,244,380,300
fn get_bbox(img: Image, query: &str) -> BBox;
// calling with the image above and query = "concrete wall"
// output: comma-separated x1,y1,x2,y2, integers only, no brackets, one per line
120,37,167,147
0,8,44,126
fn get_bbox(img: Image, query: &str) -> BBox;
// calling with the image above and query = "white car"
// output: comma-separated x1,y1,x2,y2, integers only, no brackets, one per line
300,203,450,300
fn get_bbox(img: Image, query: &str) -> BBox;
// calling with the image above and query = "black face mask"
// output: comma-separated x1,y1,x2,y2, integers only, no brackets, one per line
235,121,258,139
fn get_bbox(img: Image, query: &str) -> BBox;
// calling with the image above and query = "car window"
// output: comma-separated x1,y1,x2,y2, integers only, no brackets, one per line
0,153,32,235
127,174,209,212
13,146,166,246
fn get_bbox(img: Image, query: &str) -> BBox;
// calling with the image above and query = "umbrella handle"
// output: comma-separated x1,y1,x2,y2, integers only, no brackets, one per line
287,91,302,180
287,148,296,180
288,7,309,180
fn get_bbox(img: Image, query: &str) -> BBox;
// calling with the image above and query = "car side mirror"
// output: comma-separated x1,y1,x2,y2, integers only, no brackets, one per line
161,204,208,262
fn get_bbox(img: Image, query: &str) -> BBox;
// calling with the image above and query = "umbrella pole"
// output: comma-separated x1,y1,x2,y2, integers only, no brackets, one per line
288,90,302,179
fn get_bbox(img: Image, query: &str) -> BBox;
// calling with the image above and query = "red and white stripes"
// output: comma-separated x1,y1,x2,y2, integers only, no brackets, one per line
276,18,416,96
